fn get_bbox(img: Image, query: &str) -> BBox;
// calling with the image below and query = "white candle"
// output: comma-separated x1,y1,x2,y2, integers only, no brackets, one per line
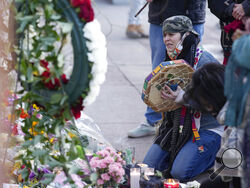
130,168,140,188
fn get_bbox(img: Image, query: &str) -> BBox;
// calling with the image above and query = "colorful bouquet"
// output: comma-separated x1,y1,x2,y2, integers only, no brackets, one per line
89,147,126,188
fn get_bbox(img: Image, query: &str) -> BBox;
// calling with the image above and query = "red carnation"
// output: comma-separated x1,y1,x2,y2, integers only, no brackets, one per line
44,77,60,90
41,71,51,78
78,0,94,22
71,0,87,7
40,60,49,71
61,74,69,84
71,97,84,119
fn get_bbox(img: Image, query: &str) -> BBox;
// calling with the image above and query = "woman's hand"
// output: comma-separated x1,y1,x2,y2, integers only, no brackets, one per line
161,85,182,100
232,4,245,20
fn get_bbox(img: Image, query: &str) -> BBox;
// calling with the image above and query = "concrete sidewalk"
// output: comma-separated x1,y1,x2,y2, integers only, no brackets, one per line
84,0,223,162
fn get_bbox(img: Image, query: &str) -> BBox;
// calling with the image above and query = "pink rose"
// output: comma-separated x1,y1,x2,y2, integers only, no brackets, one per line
97,179,104,185
108,163,119,173
104,156,114,164
98,159,107,168
89,159,99,168
101,173,110,181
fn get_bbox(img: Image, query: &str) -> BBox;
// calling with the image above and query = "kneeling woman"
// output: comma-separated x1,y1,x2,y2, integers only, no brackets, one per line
143,16,226,181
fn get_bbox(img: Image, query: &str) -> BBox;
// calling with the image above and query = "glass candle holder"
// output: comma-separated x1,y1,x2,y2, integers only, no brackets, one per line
130,168,140,188
144,167,154,176
137,163,148,173
164,179,180,188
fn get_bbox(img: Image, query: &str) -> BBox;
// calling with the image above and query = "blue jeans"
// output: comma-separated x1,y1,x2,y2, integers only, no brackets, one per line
128,0,145,25
143,130,221,181
145,23,204,126
193,23,204,42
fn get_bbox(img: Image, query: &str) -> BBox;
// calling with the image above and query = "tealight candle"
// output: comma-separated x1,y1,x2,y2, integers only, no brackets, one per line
164,179,180,188
137,163,148,173
144,167,154,176
130,168,140,188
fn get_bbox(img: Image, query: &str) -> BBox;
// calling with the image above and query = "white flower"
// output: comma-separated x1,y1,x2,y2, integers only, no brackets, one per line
82,19,108,106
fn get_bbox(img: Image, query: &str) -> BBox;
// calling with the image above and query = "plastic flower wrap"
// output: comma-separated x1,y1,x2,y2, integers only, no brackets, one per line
90,147,126,187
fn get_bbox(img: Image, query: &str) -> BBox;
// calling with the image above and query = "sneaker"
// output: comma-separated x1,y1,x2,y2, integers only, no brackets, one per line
135,25,149,38
126,24,141,39
127,122,155,138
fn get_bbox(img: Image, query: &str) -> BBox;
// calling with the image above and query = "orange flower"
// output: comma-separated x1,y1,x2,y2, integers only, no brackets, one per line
20,109,29,119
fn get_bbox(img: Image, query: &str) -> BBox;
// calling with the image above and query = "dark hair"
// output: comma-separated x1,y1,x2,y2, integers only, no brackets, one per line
183,63,226,115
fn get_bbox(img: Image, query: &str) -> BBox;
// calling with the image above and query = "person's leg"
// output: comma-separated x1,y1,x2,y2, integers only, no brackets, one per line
134,0,148,38
143,144,169,171
144,23,165,125
193,23,204,42
170,130,221,181
149,23,166,70
126,0,141,38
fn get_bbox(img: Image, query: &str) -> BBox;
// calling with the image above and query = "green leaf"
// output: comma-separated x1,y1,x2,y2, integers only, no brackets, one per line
27,66,34,82
68,143,78,161
47,157,63,168
50,93,63,104
155,170,163,178
76,145,85,159
62,108,72,120
34,135,42,145
21,168,29,180
22,140,33,147
40,173,55,185
16,15,38,33
33,149,48,157
60,95,68,106
68,165,81,175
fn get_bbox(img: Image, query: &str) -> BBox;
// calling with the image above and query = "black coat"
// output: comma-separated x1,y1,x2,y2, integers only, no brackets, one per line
208,0,250,21
148,0,206,25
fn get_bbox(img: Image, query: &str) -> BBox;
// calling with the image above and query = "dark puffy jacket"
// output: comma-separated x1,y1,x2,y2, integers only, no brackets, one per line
187,0,206,24
208,0,249,21
148,0,206,25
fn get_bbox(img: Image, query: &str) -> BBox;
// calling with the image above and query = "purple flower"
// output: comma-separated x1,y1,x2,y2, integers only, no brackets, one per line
29,172,36,180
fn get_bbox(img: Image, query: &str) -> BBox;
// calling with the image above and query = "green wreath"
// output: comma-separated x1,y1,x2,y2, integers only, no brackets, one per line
13,0,99,186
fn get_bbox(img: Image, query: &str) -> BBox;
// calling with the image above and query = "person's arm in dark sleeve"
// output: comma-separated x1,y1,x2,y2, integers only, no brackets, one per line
208,0,234,20
242,0,250,16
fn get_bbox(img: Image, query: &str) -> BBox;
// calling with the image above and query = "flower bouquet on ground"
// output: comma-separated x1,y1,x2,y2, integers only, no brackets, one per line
89,147,126,188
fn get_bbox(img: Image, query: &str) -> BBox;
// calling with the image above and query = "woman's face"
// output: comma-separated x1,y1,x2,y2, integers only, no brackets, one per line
163,32,182,53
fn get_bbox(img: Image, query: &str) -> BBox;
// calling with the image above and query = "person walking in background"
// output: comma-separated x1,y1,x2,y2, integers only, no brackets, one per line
126,0,148,38
127,0,207,138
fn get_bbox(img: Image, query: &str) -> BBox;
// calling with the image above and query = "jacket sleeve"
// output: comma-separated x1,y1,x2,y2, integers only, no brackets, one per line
242,0,250,16
208,0,234,20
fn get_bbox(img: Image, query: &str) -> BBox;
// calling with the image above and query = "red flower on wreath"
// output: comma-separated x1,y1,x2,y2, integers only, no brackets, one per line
79,1,94,22
71,97,84,119
71,0,94,22
71,0,86,7
40,60,68,90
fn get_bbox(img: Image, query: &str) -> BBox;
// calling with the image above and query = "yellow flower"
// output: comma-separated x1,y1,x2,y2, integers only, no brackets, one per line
68,132,76,138
32,121,38,127
33,70,39,76
33,104,39,110
50,137,55,143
